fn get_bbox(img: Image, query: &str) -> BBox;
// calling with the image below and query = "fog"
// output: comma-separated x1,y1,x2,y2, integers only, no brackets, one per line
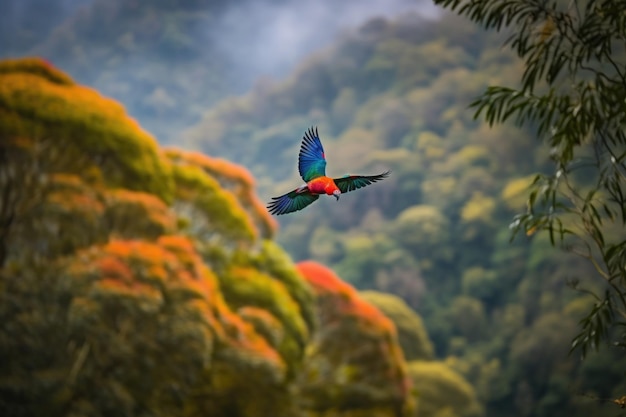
213,0,440,81
0,0,439,142
1,0,438,86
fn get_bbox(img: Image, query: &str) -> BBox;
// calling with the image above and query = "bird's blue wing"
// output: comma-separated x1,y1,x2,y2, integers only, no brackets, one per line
334,171,390,194
267,187,320,215
298,127,327,182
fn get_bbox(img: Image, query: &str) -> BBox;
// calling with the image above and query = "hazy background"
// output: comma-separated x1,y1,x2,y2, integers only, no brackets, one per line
0,0,439,143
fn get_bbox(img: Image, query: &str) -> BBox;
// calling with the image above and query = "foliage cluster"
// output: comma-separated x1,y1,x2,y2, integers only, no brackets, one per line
434,0,626,358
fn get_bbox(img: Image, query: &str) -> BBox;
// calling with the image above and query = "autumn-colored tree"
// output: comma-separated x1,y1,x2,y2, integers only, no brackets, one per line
0,57,316,417
296,261,414,417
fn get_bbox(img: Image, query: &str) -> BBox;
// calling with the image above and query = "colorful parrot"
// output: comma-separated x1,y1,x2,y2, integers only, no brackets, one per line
267,127,390,215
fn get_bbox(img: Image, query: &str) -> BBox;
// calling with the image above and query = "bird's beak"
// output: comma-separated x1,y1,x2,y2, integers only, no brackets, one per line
334,194,340,201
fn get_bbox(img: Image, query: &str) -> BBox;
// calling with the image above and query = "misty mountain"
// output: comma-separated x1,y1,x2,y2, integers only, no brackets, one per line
1,0,437,143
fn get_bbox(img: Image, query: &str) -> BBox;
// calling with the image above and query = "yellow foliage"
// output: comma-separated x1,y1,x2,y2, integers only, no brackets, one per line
224,266,308,343
501,175,535,211
460,192,496,223
416,131,446,159
421,177,457,205
0,57,74,85
449,145,492,169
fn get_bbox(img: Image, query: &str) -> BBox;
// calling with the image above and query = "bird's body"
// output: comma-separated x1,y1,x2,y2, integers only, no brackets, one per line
267,127,389,215
306,176,340,196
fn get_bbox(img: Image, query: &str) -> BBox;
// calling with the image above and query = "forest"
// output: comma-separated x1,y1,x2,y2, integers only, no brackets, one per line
1,1,625,417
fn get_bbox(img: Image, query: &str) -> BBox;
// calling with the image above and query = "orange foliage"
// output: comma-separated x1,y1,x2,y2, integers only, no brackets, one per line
107,188,167,208
50,173,85,188
105,240,133,258
72,235,285,372
1,72,128,125
106,188,176,232
297,261,357,297
48,192,105,215
157,235,201,269
105,239,172,266
221,311,285,369
297,261,395,333
97,256,133,282
296,261,412,412
95,278,162,301
47,173,105,215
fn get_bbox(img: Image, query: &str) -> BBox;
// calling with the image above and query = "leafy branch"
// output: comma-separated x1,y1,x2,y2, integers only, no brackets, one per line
435,0,626,356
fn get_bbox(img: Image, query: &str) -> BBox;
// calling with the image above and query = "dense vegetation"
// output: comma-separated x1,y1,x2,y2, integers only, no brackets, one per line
0,58,440,417
3,1,626,415
183,11,626,417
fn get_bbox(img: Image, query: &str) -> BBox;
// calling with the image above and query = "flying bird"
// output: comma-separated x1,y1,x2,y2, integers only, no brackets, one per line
267,127,390,215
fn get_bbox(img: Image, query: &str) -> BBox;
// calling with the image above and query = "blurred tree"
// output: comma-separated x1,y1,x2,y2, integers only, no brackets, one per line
407,361,484,417
392,205,452,273
461,267,498,305
509,312,578,416
360,290,435,361
435,0,626,357
447,296,488,343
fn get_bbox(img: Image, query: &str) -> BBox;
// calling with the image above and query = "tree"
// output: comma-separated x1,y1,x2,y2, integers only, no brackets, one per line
434,0,626,356
407,361,484,417
360,291,435,361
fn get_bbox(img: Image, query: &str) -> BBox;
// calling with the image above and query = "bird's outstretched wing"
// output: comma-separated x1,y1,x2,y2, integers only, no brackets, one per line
267,188,320,215
334,171,390,194
298,127,327,182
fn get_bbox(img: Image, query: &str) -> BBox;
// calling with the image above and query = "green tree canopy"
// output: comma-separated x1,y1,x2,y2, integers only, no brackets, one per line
434,0,626,356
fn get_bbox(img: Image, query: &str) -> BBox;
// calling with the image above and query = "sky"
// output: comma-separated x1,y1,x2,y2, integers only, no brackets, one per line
0,0,441,142
213,0,441,80
1,0,440,84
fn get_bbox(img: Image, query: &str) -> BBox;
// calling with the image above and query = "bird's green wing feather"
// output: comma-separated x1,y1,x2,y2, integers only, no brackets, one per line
267,187,320,215
334,171,390,194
